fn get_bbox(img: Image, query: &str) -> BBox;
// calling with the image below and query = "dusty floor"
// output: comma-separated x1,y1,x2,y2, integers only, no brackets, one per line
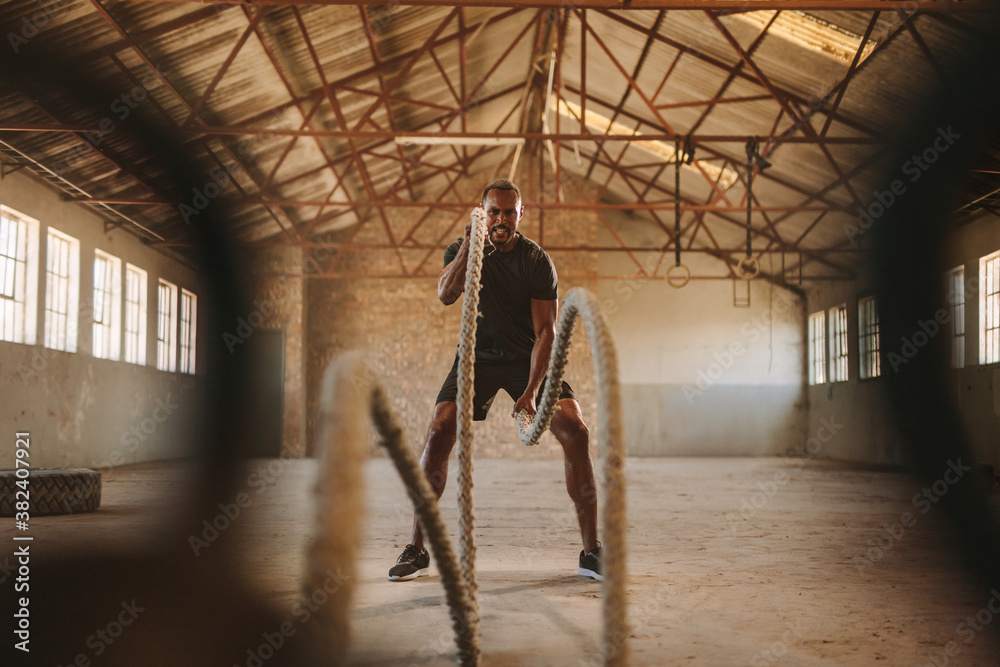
11,456,1000,665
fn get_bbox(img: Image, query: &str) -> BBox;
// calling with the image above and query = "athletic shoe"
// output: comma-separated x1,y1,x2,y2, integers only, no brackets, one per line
579,544,603,581
388,544,430,582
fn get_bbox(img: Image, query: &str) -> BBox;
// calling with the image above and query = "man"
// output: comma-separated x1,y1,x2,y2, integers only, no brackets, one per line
388,178,602,582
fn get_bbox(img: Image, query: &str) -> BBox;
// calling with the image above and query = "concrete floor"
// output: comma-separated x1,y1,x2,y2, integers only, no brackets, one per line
13,456,1000,665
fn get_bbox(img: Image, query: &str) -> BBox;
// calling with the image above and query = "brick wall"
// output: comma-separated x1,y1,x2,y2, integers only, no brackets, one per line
305,169,604,460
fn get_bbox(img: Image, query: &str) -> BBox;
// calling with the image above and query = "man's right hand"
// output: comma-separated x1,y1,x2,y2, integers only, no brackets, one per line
439,209,486,305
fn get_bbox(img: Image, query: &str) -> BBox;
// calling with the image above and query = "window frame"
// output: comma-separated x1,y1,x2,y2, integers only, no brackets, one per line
124,264,148,366
92,249,122,361
946,266,965,369
43,227,80,353
980,250,1000,365
179,288,197,375
828,304,849,382
0,206,39,345
858,295,881,380
808,310,827,385
156,278,177,372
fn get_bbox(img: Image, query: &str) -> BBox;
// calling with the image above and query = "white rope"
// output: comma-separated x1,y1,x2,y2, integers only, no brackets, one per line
456,207,489,623
307,353,480,665
514,288,630,666
309,207,628,667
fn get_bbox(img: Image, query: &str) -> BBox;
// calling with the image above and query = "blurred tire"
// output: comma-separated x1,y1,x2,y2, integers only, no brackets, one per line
0,468,101,516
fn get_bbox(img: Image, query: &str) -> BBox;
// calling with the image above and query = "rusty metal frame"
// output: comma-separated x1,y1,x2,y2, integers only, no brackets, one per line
110,0,996,10
3,1,982,283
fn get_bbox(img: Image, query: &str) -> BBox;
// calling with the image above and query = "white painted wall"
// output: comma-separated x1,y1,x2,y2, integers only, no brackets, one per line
0,170,207,468
804,210,1000,470
804,279,901,465
598,274,807,456
942,211,1000,471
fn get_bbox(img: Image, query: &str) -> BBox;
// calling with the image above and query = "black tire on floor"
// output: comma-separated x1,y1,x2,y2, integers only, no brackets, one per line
0,468,102,517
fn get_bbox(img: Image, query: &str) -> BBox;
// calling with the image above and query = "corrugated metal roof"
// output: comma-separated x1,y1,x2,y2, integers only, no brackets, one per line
0,2,994,280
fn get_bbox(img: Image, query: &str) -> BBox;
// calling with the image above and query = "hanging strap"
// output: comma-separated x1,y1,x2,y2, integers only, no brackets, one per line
739,137,761,280
667,136,690,288
745,137,755,260
674,137,682,269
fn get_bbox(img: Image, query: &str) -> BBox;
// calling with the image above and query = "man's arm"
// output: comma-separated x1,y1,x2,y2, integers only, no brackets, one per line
513,298,558,418
437,223,472,305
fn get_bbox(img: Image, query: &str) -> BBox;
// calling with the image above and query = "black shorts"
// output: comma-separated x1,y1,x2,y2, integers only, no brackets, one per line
435,356,575,421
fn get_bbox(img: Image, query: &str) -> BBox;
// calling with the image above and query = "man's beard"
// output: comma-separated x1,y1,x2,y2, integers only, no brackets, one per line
489,225,511,247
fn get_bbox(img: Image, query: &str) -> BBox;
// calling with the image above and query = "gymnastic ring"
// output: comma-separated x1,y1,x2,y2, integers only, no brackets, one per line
737,256,760,280
666,263,690,288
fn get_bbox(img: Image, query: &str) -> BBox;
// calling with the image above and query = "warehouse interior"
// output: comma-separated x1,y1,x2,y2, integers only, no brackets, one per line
1,0,1000,665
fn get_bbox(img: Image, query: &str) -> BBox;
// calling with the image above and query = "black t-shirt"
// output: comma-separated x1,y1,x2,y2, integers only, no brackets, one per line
444,233,558,362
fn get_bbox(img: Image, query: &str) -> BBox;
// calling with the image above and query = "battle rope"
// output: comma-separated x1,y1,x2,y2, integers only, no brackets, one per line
451,205,631,665
310,206,628,666
306,353,480,665
500,232,629,664
456,206,489,638
511,286,629,666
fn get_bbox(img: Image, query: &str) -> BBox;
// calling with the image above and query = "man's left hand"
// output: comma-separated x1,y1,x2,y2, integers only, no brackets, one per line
513,393,537,419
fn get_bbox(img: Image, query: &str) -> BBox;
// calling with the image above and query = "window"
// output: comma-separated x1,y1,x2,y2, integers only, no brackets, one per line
980,251,1000,365
92,250,121,360
0,206,39,345
44,228,80,352
808,311,827,385
946,267,965,369
156,279,177,372
859,295,880,379
828,304,848,382
179,289,197,374
124,264,147,365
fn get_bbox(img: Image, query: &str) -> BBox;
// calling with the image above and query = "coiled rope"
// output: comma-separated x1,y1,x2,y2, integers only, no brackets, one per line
309,207,628,667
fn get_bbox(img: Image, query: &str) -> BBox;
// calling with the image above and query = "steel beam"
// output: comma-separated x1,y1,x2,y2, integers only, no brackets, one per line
252,242,863,254
108,0,996,11
820,11,880,137
0,123,886,144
